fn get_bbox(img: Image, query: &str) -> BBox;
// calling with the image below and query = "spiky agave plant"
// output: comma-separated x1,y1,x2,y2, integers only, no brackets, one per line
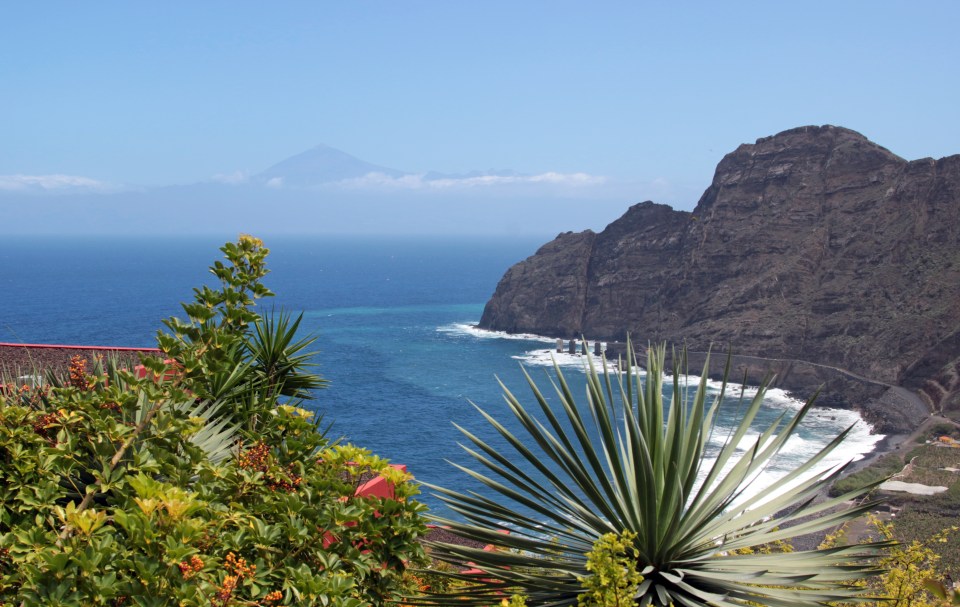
248,308,328,399
425,343,888,607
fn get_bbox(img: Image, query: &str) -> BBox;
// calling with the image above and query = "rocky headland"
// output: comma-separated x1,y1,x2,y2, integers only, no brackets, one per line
479,126,960,434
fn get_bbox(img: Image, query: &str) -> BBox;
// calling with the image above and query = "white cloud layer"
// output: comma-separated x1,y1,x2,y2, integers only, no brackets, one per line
0,174,122,193
331,171,607,191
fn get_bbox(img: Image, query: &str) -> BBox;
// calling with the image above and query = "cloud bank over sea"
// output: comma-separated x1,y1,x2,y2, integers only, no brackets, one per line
0,174,128,194
0,143,690,236
329,170,606,191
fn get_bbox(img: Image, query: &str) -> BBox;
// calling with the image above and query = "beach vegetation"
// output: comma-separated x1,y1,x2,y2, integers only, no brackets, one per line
828,453,905,497
424,342,890,607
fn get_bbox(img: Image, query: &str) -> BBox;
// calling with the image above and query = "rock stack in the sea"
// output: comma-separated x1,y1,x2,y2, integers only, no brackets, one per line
479,125,960,429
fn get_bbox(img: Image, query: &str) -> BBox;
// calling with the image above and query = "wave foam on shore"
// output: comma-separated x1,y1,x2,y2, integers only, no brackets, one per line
437,322,557,343
436,324,885,507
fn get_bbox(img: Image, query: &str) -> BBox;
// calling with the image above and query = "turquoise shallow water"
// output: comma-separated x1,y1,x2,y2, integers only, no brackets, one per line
0,235,882,516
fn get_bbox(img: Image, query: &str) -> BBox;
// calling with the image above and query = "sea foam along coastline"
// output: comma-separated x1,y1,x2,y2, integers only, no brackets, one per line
439,323,886,504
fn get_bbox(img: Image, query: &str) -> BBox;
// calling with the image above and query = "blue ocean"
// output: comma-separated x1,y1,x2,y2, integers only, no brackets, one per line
0,235,881,514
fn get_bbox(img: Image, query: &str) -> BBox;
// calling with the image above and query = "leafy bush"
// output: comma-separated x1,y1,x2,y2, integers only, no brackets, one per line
577,531,644,607
894,506,960,575
0,237,427,606
157,235,327,433
824,516,955,607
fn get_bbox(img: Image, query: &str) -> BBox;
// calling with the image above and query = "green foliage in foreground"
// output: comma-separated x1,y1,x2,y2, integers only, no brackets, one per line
157,235,327,432
0,237,427,606
426,344,889,607
822,516,957,607
578,531,644,607
828,442,960,576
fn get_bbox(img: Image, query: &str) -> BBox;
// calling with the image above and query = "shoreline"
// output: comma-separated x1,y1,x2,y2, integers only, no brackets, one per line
477,333,893,484
512,330,931,436
846,429,907,475
461,325,904,470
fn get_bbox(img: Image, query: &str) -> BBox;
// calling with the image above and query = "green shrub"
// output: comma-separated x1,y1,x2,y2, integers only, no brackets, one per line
896,509,960,575
577,531,644,607
157,235,327,433
0,237,427,606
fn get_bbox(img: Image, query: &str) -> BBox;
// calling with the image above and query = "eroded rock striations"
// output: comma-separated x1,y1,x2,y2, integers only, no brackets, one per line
480,126,960,431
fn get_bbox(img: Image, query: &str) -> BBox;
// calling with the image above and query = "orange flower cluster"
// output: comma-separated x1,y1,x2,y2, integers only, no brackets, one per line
225,552,256,578
212,574,238,606
178,555,204,580
211,552,257,606
262,590,283,603
237,441,270,471
407,573,431,592
1,383,25,396
1,382,49,406
68,355,95,391
238,442,302,492
32,410,63,443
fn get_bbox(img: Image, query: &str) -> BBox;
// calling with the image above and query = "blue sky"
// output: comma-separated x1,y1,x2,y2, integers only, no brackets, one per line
1,2,958,234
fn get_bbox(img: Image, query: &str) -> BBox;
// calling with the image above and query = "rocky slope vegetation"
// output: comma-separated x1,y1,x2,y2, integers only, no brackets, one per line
479,126,960,430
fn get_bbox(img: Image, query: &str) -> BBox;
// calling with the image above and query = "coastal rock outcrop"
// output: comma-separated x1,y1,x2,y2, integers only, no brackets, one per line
479,126,960,429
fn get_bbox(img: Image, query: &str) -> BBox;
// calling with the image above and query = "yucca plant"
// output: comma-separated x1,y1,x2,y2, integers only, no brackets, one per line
248,308,328,399
425,342,889,607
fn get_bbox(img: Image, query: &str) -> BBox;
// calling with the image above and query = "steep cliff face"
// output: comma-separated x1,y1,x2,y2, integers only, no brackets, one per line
479,126,960,419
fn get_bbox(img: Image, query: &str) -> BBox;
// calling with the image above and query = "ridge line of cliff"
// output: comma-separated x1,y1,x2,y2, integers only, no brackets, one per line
478,125,960,430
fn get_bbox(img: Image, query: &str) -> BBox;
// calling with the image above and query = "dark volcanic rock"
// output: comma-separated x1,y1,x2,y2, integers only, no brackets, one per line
479,229,597,336
479,126,960,427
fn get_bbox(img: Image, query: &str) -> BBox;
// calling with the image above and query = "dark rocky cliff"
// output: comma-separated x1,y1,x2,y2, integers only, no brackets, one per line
479,126,960,430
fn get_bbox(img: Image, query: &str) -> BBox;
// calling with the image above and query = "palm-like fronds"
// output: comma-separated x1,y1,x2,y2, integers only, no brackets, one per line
248,309,327,399
426,342,888,607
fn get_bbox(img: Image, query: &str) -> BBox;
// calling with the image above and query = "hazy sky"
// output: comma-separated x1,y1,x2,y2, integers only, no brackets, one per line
1,1,958,232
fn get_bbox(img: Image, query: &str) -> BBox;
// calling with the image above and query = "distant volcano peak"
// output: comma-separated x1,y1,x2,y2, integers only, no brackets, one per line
253,144,405,187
